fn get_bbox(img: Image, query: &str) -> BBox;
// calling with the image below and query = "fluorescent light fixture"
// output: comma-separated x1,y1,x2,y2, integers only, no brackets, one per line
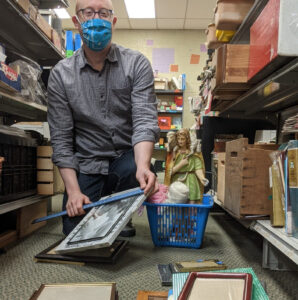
54,8,71,19
124,0,155,18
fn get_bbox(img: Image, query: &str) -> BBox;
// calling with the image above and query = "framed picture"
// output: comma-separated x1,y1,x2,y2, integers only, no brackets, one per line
178,272,252,300
34,239,128,265
173,259,227,273
55,188,147,254
136,290,168,300
29,282,117,300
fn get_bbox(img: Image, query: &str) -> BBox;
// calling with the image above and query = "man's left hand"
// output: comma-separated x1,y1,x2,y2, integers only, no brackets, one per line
136,168,159,196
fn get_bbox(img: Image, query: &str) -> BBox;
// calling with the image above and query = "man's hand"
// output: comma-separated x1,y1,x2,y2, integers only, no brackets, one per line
66,191,91,217
136,167,159,196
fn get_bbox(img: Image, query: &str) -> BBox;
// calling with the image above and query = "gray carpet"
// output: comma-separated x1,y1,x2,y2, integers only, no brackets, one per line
0,207,298,300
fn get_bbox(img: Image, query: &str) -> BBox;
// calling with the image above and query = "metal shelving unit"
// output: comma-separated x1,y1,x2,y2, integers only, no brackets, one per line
0,0,64,66
0,1,64,247
0,89,47,122
155,89,183,95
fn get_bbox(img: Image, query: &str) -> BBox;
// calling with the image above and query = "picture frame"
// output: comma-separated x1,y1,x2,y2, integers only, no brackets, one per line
178,272,252,300
136,290,169,300
34,239,128,265
55,188,147,254
29,282,117,300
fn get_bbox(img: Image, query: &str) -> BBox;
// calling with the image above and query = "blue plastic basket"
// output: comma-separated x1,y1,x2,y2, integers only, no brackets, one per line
144,195,213,248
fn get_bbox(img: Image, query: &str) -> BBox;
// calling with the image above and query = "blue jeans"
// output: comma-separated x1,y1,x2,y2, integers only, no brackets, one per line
62,149,140,235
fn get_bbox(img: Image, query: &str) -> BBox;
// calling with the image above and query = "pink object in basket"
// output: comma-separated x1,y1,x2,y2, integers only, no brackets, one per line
147,184,168,204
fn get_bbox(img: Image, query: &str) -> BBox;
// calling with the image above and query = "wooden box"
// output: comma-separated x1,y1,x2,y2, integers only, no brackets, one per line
217,152,226,204
37,183,54,195
224,138,277,218
51,29,62,52
37,146,53,157
37,158,53,170
215,0,254,31
18,199,47,238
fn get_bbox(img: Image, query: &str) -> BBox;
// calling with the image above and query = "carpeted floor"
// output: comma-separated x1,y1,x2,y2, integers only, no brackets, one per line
0,202,298,300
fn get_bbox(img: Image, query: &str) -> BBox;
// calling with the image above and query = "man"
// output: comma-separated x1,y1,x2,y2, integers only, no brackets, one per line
47,0,159,236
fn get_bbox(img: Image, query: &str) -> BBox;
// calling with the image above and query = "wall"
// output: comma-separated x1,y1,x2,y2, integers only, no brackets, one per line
113,29,207,129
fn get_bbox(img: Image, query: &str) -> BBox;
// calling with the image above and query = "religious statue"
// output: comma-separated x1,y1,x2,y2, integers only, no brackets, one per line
164,128,208,203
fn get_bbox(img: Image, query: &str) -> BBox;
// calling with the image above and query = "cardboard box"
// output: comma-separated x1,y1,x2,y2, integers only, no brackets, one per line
224,138,277,218
14,0,30,13
37,171,53,183
51,29,62,52
217,152,226,204
28,4,37,22
154,78,168,90
249,0,298,83
37,146,53,157
0,62,21,92
215,0,254,31
18,199,47,237
37,158,53,170
35,12,52,40
37,183,54,195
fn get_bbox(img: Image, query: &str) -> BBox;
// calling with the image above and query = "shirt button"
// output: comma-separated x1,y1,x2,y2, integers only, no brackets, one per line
100,95,104,99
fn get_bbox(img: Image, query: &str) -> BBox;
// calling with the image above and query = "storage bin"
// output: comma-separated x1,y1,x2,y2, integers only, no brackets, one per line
215,0,254,31
205,23,224,50
144,195,213,248
0,126,37,204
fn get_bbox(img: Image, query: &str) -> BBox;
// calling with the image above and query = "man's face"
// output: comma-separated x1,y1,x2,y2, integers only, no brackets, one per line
73,0,117,34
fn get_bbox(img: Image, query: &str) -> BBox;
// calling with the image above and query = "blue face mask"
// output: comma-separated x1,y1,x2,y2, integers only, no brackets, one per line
80,18,112,52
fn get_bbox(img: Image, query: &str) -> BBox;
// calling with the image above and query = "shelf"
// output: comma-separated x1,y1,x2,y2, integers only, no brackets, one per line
0,89,47,121
155,90,183,95
0,194,49,215
154,147,166,151
251,220,298,265
0,0,64,66
230,0,269,44
160,129,179,133
158,110,183,114
220,58,298,116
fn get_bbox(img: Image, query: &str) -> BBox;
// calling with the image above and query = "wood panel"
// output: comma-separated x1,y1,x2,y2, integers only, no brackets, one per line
18,199,47,238
224,138,276,218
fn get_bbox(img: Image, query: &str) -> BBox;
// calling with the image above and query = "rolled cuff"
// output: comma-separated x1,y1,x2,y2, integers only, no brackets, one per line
52,153,79,172
132,128,160,146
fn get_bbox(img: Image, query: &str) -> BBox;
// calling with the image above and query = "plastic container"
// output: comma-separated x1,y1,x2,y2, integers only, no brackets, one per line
205,23,224,49
215,0,254,31
144,195,213,248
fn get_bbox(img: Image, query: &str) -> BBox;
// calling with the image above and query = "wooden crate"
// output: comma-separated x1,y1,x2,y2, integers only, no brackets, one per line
224,138,277,218
211,44,251,100
217,153,226,204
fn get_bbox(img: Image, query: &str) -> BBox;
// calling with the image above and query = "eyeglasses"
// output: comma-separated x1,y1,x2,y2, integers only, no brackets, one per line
77,7,114,21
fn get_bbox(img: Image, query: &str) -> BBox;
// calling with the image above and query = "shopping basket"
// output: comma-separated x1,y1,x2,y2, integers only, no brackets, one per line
144,194,213,248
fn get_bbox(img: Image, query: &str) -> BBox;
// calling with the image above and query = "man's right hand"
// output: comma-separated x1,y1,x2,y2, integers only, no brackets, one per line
66,191,91,217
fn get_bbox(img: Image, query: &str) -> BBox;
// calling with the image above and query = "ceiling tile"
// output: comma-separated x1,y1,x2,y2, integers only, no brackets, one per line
155,0,187,18
157,19,184,30
115,18,131,29
129,19,157,29
112,0,129,18
186,0,216,19
184,18,212,30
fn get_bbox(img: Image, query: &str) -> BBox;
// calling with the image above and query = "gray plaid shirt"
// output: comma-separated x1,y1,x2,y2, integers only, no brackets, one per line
47,43,159,174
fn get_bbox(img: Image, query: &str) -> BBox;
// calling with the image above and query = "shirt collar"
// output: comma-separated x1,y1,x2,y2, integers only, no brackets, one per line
77,43,118,69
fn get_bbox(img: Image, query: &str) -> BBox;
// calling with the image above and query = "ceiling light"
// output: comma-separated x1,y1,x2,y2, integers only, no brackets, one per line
54,8,71,19
124,0,155,18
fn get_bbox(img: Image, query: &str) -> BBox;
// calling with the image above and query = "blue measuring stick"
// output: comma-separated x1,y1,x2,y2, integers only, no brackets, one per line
32,188,144,224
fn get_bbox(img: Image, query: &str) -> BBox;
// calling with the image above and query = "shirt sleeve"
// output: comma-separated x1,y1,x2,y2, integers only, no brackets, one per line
47,64,79,171
131,54,160,146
